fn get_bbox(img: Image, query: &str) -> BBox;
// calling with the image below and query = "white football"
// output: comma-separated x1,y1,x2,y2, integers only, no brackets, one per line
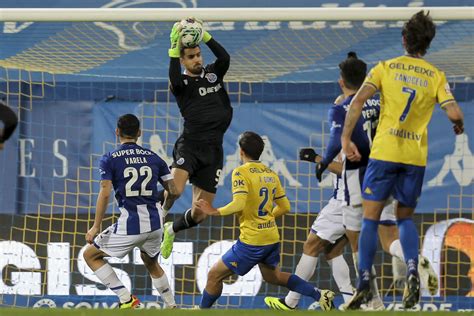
179,18,204,48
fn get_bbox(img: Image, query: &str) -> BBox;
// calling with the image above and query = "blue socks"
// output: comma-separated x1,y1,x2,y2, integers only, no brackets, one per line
397,218,419,275
357,218,379,290
200,289,220,309
287,274,321,300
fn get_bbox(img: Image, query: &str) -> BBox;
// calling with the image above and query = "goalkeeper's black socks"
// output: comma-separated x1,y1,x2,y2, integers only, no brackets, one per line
172,208,199,233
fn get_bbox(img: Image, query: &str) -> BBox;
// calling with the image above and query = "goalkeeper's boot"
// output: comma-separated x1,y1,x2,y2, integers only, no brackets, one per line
319,289,336,311
418,255,438,296
119,295,141,309
264,297,295,310
403,273,420,309
161,222,175,259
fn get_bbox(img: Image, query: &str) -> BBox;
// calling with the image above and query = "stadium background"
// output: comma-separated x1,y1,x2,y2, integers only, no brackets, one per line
0,0,472,311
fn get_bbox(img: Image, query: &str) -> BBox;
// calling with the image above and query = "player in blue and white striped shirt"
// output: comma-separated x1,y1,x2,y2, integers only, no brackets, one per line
83,114,179,309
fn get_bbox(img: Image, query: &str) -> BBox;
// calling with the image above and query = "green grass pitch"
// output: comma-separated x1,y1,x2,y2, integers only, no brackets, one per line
0,309,468,316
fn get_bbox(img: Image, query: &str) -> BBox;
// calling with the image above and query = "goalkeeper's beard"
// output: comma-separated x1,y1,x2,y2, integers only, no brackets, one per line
189,64,202,75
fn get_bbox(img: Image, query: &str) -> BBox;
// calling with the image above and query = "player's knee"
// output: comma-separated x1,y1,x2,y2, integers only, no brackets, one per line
206,268,222,285
140,251,154,265
83,245,102,263
380,239,391,253
303,235,325,256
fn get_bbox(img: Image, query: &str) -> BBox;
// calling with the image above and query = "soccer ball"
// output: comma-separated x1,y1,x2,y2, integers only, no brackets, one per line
179,18,204,48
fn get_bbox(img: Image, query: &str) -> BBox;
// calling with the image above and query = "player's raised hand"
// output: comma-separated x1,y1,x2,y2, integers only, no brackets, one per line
195,199,219,215
299,148,319,163
187,17,212,43
85,226,100,244
342,138,361,162
168,22,182,58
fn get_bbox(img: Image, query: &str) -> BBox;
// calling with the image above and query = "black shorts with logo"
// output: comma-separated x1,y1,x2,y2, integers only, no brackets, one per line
172,136,223,194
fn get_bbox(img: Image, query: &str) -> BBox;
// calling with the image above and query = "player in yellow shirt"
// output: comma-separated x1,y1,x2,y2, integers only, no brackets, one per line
341,11,464,309
195,131,335,310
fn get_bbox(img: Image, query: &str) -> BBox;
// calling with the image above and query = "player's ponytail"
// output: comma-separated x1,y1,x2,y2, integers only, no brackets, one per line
339,52,367,90
347,52,358,59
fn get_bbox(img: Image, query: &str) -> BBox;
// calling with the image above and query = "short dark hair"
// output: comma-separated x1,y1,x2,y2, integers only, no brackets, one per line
402,10,436,56
180,45,200,57
339,52,367,90
239,131,264,160
117,114,140,138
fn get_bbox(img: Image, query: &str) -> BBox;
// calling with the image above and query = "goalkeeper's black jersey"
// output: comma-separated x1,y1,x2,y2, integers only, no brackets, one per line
169,38,232,145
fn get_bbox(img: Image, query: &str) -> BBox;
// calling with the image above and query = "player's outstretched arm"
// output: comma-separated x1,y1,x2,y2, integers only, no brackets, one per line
342,84,375,161
299,148,342,175
86,180,112,244
196,193,247,216
199,22,230,78
168,22,184,94
271,196,290,218
443,101,464,135
0,101,18,150
162,179,180,216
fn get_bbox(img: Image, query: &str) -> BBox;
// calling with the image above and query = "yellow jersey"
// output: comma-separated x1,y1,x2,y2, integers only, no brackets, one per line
228,161,287,246
364,55,455,166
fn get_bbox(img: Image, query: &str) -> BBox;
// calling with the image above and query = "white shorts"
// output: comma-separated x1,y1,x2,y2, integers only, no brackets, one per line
343,199,397,231
344,168,363,207
311,198,346,244
94,224,163,259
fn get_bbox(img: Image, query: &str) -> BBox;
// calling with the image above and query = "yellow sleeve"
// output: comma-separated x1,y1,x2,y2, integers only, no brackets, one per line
436,72,456,108
218,169,248,216
271,175,290,217
363,62,383,91
218,194,247,216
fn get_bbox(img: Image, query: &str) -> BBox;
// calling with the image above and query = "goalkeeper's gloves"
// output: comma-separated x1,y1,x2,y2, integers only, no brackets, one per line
168,22,182,58
315,162,328,182
189,17,212,43
299,148,319,163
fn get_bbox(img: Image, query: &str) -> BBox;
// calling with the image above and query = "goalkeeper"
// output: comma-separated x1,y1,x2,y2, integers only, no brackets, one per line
160,18,233,259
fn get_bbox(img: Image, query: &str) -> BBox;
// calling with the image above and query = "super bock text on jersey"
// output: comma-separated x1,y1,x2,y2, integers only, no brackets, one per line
99,143,172,235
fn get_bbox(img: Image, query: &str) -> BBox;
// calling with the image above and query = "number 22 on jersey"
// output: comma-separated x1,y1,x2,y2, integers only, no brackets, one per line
124,166,152,197
258,187,276,216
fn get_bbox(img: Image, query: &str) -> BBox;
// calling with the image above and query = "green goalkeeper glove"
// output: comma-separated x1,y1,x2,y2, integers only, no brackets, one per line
168,22,182,58
202,31,212,43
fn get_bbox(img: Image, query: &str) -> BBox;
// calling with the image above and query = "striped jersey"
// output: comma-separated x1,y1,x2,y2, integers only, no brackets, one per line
99,142,172,235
